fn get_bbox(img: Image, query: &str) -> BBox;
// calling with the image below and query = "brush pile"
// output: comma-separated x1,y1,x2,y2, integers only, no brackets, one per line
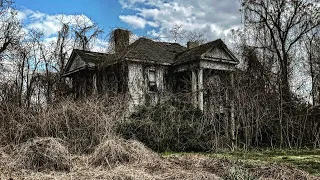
13,137,70,171
89,137,159,168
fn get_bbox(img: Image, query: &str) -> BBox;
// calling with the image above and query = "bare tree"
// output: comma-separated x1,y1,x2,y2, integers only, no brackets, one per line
72,16,103,51
242,0,320,107
185,31,207,44
306,31,320,106
169,24,186,43
242,0,320,147
168,24,207,45
54,23,70,75
0,1,22,54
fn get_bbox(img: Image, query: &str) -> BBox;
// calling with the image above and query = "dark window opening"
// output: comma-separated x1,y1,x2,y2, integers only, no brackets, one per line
148,69,157,92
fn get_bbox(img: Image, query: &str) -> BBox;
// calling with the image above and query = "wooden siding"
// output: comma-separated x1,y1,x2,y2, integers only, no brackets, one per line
202,47,233,61
127,62,167,111
69,55,85,72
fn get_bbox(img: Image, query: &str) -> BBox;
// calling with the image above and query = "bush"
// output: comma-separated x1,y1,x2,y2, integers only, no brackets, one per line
118,102,226,152
13,137,70,171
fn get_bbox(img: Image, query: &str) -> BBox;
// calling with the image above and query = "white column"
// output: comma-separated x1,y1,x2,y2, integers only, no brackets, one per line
93,72,98,95
198,68,204,111
192,70,198,108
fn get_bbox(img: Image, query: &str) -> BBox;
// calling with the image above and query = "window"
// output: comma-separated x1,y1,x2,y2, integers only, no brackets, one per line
148,69,157,92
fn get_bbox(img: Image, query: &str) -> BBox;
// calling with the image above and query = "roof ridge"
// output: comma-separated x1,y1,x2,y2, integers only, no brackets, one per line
74,49,109,55
137,37,185,47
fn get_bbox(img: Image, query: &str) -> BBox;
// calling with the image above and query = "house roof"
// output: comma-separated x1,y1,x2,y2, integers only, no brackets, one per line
63,49,114,76
72,49,113,64
173,39,239,65
63,37,239,76
120,38,187,65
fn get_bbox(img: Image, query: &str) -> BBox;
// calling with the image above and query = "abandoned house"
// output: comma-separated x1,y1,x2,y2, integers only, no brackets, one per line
63,29,239,115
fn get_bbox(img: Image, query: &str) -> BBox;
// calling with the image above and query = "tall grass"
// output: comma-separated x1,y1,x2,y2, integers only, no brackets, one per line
0,97,127,153
0,94,319,154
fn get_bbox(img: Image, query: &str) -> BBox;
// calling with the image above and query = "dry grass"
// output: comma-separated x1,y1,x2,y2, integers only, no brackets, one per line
12,137,71,172
166,154,319,180
1,142,319,179
0,98,127,154
89,137,160,168
0,98,319,179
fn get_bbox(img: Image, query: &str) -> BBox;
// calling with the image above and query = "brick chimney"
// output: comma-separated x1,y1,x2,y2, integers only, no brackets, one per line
114,29,130,53
187,41,199,49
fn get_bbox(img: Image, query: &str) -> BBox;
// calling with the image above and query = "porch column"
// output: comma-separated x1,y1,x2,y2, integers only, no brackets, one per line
198,68,204,111
93,72,98,95
191,70,198,108
230,72,236,150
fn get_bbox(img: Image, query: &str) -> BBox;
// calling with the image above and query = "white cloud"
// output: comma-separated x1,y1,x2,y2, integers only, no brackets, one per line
119,15,147,29
91,39,109,53
18,9,94,38
16,10,28,21
118,0,242,42
17,9,107,55
119,14,158,29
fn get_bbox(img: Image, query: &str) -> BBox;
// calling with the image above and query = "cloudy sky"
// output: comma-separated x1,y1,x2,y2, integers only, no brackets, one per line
15,0,243,46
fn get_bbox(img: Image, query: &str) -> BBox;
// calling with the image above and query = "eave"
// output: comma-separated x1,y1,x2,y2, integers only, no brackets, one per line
62,65,97,77
125,58,171,66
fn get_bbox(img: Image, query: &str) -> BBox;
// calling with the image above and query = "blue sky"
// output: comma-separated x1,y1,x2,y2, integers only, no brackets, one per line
13,0,242,48
15,0,137,34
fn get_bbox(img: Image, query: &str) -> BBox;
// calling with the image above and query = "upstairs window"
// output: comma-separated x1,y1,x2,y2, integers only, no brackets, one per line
148,69,157,92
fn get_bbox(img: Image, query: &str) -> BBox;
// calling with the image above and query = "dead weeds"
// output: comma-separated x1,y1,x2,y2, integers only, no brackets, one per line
0,139,319,180
12,137,71,172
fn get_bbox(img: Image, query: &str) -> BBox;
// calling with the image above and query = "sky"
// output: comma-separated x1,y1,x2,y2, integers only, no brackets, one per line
14,0,243,47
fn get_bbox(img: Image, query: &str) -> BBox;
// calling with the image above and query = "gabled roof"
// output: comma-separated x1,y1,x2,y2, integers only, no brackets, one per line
72,49,112,64
63,38,239,77
120,38,187,65
173,39,239,65
64,49,114,75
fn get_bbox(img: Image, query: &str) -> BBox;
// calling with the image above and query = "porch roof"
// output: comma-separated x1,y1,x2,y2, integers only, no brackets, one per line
173,39,239,65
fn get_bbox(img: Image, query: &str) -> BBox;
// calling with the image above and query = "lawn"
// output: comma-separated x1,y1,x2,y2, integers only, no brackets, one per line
163,149,320,177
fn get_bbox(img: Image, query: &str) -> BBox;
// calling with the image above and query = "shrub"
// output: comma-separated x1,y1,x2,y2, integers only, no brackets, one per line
118,102,226,152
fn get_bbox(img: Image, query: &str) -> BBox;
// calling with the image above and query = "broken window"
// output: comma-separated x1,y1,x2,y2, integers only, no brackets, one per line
148,69,157,92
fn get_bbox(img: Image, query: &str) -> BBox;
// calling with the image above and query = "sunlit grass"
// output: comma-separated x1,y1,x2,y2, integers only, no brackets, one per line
162,149,320,176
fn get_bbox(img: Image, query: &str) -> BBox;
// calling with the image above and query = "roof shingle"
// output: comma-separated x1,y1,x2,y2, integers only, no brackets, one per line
114,37,187,65
73,49,113,64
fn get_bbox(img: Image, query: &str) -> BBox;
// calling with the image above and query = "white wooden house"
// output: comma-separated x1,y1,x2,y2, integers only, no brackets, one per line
63,29,239,116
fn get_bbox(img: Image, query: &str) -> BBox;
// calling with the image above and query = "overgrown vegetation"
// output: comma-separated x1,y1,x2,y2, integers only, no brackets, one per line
119,103,219,152
0,98,126,153
0,0,319,179
0,98,319,179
